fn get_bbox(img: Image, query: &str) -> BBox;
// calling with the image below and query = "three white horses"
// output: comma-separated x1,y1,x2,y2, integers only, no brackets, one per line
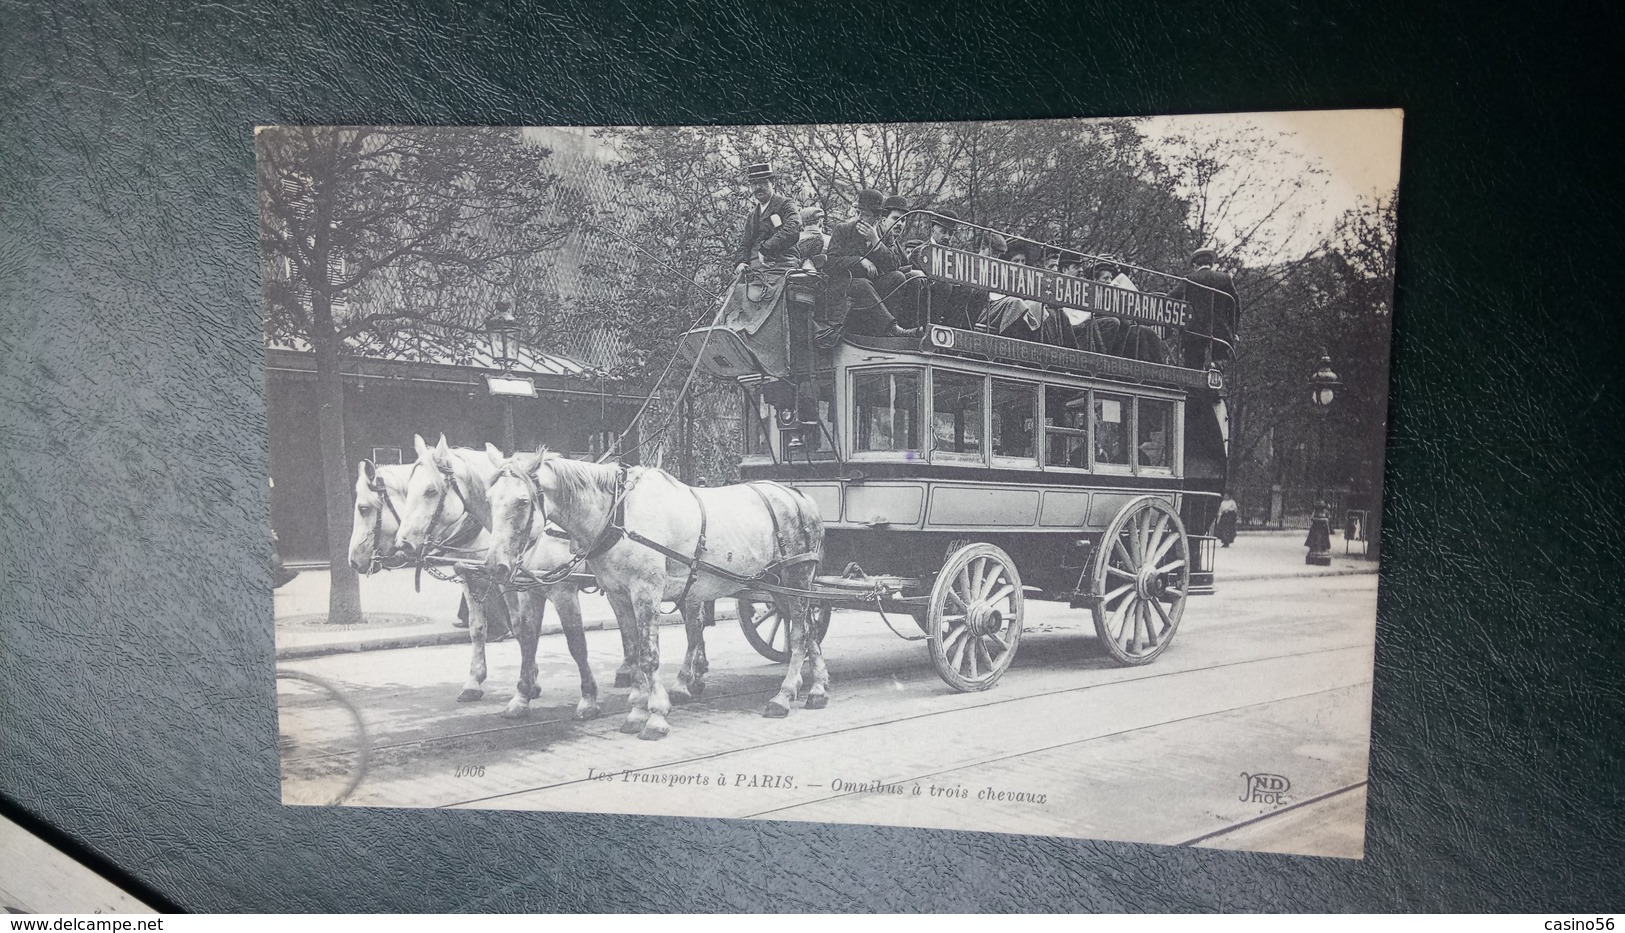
485,450,826,741
350,436,633,718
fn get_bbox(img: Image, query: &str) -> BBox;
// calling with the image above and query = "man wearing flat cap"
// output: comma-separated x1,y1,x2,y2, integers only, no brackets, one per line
911,208,974,328
734,162,803,272
794,205,830,272
823,188,924,340
1167,246,1241,369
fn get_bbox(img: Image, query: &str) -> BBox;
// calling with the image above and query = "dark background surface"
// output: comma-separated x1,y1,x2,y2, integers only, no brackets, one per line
2,0,1621,913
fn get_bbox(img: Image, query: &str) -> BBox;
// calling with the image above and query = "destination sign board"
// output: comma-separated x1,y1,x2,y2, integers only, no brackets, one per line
925,325,1219,391
920,243,1191,329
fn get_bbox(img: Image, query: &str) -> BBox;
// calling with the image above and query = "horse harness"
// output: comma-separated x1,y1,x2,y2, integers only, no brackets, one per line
405,455,483,590
516,463,820,601
365,473,403,571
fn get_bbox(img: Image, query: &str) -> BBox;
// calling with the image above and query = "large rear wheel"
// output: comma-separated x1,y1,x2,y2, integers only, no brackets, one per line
926,544,1023,692
1088,496,1189,665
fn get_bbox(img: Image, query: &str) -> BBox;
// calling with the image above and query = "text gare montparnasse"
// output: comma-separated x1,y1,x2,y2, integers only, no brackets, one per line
922,244,1192,329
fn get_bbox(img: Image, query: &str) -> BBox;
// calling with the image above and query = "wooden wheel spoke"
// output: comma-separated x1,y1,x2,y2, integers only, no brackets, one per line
1104,582,1135,606
984,583,1015,606
1148,512,1169,558
1106,566,1137,583
976,560,1002,602
965,636,981,678
1112,538,1136,572
1155,558,1187,576
940,613,967,626
986,631,1010,654
1165,587,1185,599
973,638,994,677
1148,597,1172,640
947,589,968,612
1112,597,1135,641
1151,526,1179,566
947,630,969,669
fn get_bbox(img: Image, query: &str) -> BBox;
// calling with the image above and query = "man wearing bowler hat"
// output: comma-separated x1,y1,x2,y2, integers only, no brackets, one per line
1167,246,1241,369
823,188,924,341
734,162,803,272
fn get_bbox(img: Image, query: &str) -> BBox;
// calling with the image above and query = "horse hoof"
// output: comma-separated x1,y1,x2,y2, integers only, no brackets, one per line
686,680,706,698
614,672,634,689
457,688,484,703
668,685,692,706
762,701,790,719
502,702,531,720
619,718,644,734
522,684,542,700
637,724,670,741
574,703,602,722
805,694,828,710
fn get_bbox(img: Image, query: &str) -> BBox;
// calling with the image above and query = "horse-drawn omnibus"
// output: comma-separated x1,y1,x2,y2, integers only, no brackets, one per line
681,218,1229,693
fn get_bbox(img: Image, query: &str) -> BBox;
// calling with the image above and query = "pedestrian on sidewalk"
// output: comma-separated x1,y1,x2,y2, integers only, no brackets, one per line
1216,494,1238,547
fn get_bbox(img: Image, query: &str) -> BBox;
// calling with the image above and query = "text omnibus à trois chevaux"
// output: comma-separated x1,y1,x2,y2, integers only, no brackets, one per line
922,243,1192,328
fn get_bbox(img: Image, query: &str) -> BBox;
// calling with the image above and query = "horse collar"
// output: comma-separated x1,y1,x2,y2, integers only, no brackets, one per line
580,463,631,561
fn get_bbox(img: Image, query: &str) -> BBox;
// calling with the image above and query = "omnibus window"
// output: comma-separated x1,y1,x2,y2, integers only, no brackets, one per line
992,379,1037,461
853,370,921,454
933,371,984,458
1044,386,1089,468
1094,393,1132,468
1138,398,1175,471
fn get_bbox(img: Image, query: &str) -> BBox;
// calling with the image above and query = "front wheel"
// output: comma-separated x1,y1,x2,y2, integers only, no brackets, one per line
926,544,1024,692
1088,496,1190,665
739,599,831,663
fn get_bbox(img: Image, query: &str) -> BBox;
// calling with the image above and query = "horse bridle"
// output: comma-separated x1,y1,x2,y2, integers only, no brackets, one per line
361,473,404,574
405,454,473,561
492,459,596,588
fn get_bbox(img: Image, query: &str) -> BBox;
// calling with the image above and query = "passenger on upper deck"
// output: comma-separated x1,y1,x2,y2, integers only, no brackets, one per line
733,162,802,273
1109,257,1139,292
795,206,829,272
912,209,975,329
823,188,925,340
1167,246,1241,369
984,239,1077,348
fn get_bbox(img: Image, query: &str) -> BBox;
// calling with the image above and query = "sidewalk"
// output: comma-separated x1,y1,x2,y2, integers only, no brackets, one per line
1216,528,1378,582
274,529,1374,660
274,568,738,661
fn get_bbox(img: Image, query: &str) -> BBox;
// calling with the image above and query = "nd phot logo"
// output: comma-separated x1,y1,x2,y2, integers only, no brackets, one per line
1239,772,1291,805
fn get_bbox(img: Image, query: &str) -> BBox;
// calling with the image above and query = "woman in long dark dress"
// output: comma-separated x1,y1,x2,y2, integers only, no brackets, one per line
1216,494,1238,547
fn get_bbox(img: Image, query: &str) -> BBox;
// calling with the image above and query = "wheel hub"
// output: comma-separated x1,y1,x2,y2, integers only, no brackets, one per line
965,601,1004,636
1136,567,1166,600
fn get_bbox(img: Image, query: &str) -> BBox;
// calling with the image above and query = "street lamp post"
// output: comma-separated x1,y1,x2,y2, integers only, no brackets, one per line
1305,351,1341,566
484,301,533,456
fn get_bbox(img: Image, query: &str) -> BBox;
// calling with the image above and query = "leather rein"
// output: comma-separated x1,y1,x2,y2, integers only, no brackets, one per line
503,462,819,601
404,456,482,591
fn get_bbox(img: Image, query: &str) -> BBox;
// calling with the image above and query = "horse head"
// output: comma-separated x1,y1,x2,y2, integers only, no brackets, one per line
348,459,409,573
394,434,473,560
485,446,556,584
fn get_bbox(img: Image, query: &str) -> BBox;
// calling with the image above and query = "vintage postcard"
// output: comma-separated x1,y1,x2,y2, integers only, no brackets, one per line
263,110,1400,858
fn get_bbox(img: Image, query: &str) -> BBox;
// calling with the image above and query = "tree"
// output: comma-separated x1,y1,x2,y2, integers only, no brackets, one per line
257,126,570,623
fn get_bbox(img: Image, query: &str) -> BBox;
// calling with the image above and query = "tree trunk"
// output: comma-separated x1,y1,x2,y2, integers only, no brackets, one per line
314,332,363,625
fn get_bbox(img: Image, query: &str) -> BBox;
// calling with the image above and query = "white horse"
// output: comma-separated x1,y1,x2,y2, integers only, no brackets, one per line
485,450,826,741
390,435,637,717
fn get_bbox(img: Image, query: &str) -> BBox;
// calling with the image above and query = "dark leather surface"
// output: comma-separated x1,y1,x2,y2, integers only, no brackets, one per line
2,0,1622,913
